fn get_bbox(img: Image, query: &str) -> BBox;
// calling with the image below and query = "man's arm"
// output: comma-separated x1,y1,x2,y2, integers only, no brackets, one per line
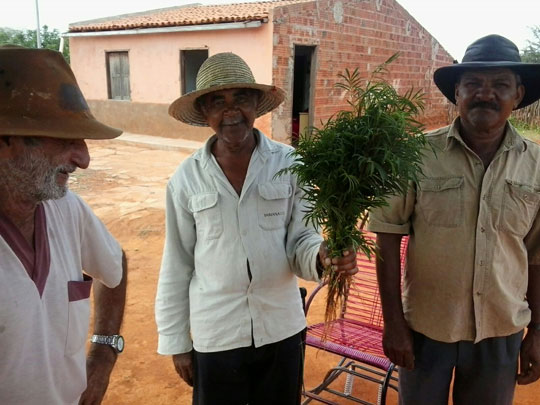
79,251,128,405
376,232,414,370
518,264,540,385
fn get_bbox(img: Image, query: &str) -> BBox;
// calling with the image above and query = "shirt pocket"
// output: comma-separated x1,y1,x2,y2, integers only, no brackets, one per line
417,177,464,228
257,182,292,230
65,275,93,356
189,192,223,240
498,180,540,237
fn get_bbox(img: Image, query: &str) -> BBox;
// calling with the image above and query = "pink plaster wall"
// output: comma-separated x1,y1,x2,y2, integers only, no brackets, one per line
69,23,276,138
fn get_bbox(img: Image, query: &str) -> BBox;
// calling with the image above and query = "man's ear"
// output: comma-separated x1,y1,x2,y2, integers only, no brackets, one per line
254,90,262,108
0,135,12,149
0,136,13,158
454,83,460,105
514,84,525,109
195,96,208,119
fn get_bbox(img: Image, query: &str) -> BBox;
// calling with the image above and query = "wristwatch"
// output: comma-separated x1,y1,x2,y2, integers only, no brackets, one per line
91,334,125,353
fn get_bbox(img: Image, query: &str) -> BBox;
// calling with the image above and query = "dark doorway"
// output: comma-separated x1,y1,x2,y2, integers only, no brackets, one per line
292,45,316,145
180,49,208,95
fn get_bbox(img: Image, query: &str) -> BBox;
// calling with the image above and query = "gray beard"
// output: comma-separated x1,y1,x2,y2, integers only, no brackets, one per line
2,148,71,203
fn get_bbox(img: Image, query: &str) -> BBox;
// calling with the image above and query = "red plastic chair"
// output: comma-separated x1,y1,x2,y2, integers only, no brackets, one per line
302,232,408,405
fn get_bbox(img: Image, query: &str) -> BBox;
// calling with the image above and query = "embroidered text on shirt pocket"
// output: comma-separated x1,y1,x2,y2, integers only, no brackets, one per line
257,182,292,230
65,275,92,356
417,177,464,228
499,180,540,237
189,192,223,240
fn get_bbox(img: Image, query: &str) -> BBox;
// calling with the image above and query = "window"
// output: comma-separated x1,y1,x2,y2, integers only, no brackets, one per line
106,52,130,100
180,49,208,95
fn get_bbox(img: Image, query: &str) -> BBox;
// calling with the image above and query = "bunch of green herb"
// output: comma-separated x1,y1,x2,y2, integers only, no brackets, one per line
283,54,427,324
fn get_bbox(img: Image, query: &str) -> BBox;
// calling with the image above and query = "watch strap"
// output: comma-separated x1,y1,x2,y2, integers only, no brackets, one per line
91,334,124,353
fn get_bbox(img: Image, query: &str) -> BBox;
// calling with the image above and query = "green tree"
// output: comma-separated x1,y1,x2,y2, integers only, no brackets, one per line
522,25,540,63
0,25,69,63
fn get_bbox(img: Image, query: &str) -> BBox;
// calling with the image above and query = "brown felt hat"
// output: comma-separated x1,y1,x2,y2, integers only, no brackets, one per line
0,45,122,139
168,52,285,127
434,34,540,109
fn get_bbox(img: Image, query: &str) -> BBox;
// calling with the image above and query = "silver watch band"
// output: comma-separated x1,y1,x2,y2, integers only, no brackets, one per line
90,334,124,353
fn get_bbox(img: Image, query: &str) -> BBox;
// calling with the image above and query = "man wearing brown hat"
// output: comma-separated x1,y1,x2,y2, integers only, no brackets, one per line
155,52,357,405
369,34,540,404
0,46,127,405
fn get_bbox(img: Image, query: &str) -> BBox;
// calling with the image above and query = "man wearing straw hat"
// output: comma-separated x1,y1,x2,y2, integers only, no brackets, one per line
155,52,357,404
0,46,127,405
370,35,540,404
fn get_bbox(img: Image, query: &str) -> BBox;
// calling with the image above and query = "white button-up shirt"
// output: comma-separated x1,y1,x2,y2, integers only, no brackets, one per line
155,130,322,354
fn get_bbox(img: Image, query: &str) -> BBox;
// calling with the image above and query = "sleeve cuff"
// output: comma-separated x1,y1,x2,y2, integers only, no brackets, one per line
367,218,410,234
157,333,193,355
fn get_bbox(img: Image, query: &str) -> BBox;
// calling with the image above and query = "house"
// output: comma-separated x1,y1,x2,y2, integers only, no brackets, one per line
66,0,454,144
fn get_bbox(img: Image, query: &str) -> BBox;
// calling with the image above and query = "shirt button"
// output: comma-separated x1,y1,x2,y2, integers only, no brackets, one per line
480,227,485,233
476,291,482,296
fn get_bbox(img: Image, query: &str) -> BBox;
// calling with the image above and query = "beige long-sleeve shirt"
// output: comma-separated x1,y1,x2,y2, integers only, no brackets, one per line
155,130,322,354
369,119,540,343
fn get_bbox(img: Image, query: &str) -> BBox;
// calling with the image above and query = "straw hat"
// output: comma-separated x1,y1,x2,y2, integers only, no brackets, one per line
168,52,285,126
0,45,122,139
434,34,540,109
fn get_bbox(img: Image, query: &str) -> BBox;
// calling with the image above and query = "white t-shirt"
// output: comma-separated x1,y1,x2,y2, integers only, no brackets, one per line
0,191,122,405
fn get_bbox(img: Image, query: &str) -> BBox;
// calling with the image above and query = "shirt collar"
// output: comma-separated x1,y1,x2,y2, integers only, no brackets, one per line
444,117,526,153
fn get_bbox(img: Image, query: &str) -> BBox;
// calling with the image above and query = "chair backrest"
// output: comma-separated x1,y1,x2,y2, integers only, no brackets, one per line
341,232,408,329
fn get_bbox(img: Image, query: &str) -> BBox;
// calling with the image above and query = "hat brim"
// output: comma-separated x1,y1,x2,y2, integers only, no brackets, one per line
168,83,285,126
0,115,122,140
434,62,540,109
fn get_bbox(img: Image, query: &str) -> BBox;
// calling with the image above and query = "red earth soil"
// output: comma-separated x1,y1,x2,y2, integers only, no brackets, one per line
72,139,539,405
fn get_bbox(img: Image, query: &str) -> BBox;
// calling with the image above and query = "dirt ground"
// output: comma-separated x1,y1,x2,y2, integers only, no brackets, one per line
72,139,539,405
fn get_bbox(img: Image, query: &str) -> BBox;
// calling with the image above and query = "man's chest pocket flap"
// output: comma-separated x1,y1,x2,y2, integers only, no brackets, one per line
417,177,464,228
189,192,223,239
499,180,540,236
257,182,291,230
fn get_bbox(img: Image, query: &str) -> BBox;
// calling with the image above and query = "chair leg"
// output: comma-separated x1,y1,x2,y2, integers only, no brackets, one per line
376,363,396,405
304,359,398,405
302,357,350,404
343,366,354,396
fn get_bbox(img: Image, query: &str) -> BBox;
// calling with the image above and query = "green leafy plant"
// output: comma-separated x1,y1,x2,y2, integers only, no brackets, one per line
281,54,427,325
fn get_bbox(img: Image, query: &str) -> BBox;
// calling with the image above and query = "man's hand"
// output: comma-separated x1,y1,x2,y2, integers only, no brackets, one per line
79,345,117,405
318,242,358,276
173,351,194,386
518,329,540,385
382,319,414,370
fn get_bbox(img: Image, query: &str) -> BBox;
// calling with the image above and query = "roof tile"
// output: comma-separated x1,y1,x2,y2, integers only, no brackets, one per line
69,1,312,32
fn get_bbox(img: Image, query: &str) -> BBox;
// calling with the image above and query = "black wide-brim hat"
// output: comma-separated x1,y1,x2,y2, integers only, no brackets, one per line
434,34,540,109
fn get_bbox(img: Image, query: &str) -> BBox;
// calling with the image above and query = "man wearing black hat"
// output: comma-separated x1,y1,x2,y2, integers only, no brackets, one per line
369,34,540,404
0,46,127,404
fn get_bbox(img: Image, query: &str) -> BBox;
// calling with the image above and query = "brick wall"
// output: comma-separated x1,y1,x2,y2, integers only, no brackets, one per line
271,0,454,143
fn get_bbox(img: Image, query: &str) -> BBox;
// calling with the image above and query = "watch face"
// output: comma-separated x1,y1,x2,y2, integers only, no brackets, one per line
116,336,125,353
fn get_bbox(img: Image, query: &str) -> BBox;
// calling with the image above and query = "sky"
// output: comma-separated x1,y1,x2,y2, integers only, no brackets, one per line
1,0,539,60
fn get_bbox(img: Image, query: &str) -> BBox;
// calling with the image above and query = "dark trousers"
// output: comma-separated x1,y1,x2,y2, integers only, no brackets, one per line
398,330,524,405
192,331,304,405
